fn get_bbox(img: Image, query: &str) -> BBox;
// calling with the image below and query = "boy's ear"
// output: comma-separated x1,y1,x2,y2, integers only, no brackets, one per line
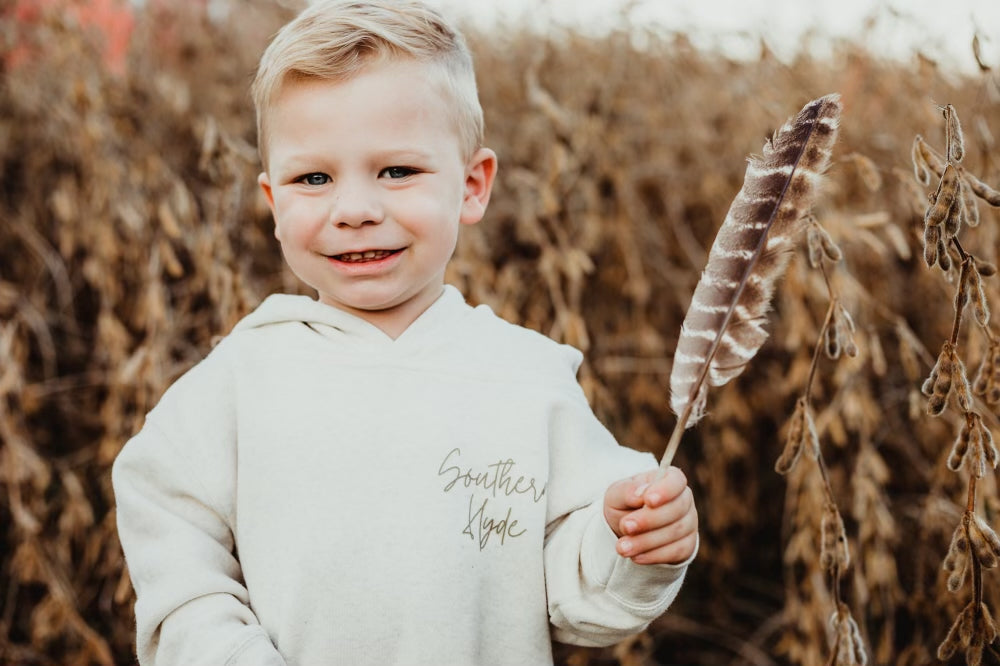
257,172,280,239
459,147,497,226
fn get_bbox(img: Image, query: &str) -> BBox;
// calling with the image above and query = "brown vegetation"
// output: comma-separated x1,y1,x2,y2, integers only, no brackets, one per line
1,2,999,664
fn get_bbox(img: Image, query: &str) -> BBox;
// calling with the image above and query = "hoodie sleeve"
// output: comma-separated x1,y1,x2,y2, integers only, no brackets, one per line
112,348,287,666
542,352,695,647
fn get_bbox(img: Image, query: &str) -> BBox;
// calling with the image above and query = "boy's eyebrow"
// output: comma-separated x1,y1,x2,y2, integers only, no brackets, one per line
269,145,442,175
268,155,320,177
285,149,437,170
370,148,435,163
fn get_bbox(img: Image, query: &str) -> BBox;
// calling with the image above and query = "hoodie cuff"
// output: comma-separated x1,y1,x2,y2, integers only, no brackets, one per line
581,504,697,611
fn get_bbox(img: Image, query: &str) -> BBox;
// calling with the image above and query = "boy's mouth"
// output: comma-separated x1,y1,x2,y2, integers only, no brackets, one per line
330,249,402,263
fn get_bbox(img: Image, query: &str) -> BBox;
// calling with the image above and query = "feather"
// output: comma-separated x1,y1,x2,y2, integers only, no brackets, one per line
663,94,842,464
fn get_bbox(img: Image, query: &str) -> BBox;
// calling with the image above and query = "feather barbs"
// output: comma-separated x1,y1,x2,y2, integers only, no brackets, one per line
663,94,842,464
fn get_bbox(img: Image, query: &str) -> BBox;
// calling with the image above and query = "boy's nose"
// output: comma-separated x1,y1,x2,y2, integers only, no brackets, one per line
330,185,383,228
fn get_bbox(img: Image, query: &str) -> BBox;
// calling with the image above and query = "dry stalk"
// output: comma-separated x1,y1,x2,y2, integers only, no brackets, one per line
913,105,1000,666
774,214,868,665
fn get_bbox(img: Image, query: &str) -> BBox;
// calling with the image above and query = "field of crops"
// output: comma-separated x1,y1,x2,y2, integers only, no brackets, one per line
2,2,999,664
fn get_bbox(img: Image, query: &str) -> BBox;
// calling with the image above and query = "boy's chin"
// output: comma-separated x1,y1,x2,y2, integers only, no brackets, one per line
317,293,411,319
318,290,402,310
318,287,443,325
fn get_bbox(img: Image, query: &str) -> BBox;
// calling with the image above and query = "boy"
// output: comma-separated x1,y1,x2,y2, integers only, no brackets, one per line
112,1,698,664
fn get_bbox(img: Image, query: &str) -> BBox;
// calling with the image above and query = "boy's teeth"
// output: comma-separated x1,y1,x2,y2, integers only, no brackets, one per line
337,250,393,262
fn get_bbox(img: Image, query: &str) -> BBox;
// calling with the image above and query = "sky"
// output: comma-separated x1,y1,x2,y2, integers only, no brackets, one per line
423,0,1000,75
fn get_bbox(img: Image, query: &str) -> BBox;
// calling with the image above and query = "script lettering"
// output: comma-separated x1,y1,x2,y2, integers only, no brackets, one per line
463,496,527,550
437,448,545,550
437,448,546,503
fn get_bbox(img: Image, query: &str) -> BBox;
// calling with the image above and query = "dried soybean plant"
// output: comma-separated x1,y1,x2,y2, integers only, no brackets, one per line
773,212,867,666
913,105,1000,665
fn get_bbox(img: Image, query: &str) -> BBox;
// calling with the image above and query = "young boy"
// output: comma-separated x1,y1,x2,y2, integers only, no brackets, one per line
112,1,698,664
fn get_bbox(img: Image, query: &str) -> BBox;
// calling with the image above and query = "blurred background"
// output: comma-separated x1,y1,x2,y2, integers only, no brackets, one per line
1,0,999,664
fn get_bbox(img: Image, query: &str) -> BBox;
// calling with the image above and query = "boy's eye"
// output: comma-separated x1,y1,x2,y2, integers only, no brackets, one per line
380,166,417,179
299,173,330,186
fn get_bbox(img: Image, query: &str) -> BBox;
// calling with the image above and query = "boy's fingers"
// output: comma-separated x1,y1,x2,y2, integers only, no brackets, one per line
607,471,657,511
641,466,688,507
616,510,699,561
625,532,699,566
619,487,695,536
606,467,694,538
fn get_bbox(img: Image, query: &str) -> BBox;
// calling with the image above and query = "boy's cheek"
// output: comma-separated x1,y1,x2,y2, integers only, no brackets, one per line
273,217,304,245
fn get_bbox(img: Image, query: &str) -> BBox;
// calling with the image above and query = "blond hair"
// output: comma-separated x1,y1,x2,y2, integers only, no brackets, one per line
252,0,483,169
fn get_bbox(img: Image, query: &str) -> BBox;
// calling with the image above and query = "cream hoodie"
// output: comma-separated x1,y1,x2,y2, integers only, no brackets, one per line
113,286,691,666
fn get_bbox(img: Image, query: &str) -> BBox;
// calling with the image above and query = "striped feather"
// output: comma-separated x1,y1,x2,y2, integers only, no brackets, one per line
668,94,842,436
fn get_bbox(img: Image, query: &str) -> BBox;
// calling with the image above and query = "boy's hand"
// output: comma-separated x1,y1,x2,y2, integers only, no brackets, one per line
604,466,698,565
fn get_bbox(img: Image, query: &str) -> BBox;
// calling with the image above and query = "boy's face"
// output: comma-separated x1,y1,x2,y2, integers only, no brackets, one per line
258,59,496,338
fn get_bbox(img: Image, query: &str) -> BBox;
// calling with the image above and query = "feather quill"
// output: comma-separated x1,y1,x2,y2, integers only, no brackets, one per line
661,94,842,467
